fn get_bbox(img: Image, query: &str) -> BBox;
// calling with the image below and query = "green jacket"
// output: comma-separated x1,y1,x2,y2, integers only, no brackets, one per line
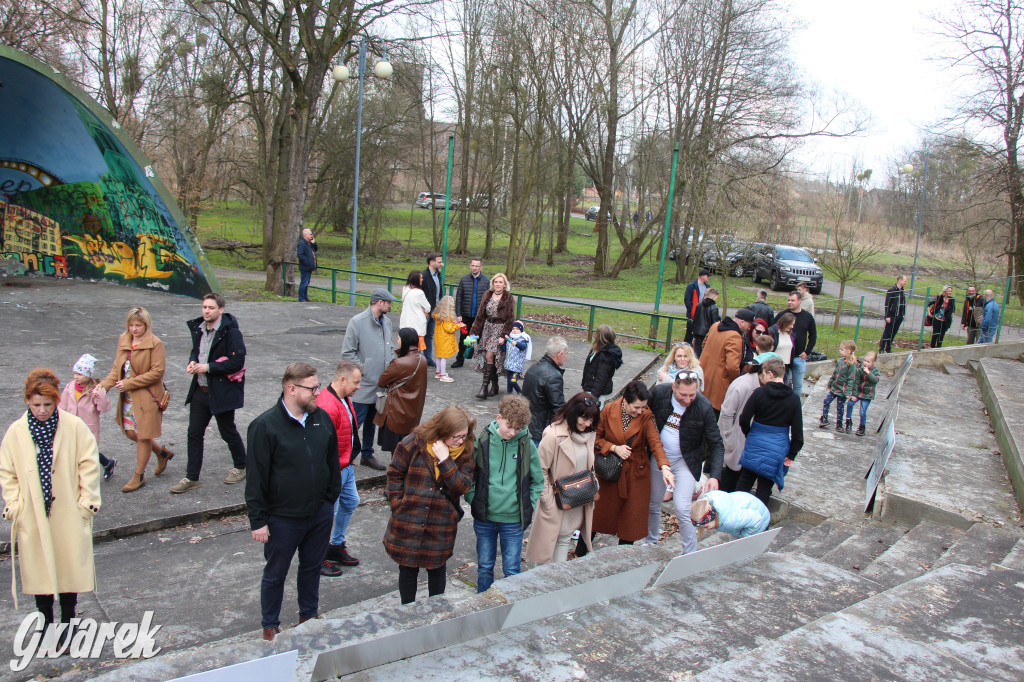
827,360,859,397
853,364,880,401
466,421,543,526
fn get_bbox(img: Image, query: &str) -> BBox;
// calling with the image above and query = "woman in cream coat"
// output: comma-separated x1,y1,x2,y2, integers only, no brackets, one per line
0,368,101,633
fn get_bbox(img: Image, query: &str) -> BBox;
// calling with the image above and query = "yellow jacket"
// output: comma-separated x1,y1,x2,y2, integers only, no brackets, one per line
434,317,462,360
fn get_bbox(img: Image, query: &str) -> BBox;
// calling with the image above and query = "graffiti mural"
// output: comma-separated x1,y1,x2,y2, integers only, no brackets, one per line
0,46,217,297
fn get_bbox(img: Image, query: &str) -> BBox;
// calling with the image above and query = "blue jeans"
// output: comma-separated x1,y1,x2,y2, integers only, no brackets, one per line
260,502,332,628
424,317,436,366
791,356,806,398
352,401,378,461
473,519,524,592
331,465,360,545
822,391,845,420
979,329,995,344
298,269,312,301
845,398,871,427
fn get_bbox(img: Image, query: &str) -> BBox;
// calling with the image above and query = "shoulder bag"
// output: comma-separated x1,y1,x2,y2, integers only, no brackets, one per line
594,434,634,482
376,354,423,412
553,469,599,510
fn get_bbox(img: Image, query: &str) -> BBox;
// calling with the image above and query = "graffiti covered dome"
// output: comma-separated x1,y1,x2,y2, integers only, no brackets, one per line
0,46,218,298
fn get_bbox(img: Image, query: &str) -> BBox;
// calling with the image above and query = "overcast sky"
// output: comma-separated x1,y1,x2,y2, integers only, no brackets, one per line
785,0,961,182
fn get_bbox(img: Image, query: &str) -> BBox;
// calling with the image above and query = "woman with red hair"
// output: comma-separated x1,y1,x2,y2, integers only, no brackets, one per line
0,368,102,648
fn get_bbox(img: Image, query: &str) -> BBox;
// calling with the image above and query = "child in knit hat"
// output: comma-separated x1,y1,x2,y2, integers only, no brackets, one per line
503,321,532,394
690,490,770,541
58,353,116,480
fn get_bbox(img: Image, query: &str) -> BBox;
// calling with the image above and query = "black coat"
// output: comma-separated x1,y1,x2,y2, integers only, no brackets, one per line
961,294,983,330
884,285,906,321
297,238,318,272
581,343,623,397
455,273,490,319
421,267,443,312
692,298,721,337
649,385,725,482
928,296,956,333
185,312,246,414
747,300,775,325
522,355,567,441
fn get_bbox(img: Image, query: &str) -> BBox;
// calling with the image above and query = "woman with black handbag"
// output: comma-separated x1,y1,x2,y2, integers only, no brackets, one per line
524,393,601,564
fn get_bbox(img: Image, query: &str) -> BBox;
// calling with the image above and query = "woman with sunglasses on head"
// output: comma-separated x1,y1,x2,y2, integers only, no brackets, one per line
375,328,429,456
525,393,602,565
657,342,704,391
592,381,675,548
384,405,476,603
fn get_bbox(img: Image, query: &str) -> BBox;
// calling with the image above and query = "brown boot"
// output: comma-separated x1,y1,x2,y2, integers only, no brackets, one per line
154,447,174,476
122,472,145,493
488,366,500,397
475,365,492,399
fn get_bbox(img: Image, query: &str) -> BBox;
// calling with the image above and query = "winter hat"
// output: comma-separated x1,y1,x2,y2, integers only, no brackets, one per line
690,498,717,527
512,321,525,331
72,353,98,378
733,308,755,323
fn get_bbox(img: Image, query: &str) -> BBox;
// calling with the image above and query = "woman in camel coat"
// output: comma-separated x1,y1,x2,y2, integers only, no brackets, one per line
0,368,101,628
98,306,173,492
593,381,673,544
525,393,602,565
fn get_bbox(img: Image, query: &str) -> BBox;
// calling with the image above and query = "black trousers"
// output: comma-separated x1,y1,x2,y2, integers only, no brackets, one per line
719,467,741,493
35,593,77,624
455,316,475,364
930,325,947,348
736,468,774,507
879,317,903,353
186,387,246,481
398,564,446,604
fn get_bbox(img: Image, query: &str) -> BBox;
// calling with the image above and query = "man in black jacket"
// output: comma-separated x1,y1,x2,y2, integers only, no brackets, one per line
421,252,444,368
173,293,247,494
747,290,774,323
296,228,318,302
246,363,341,642
683,269,711,343
961,284,984,345
879,275,907,353
453,258,489,368
647,372,725,552
522,336,568,445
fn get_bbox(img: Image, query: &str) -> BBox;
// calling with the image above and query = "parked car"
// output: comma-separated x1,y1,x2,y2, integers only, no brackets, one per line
415,192,447,209
584,206,611,222
700,239,761,277
752,244,823,294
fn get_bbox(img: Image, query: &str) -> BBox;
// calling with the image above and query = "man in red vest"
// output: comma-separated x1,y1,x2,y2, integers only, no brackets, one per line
315,361,364,575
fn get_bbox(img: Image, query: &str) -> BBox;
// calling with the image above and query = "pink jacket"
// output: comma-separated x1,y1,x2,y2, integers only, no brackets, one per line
58,381,111,444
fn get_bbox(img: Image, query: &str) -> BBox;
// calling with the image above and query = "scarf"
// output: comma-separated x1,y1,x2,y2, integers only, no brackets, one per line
426,440,467,480
27,410,59,516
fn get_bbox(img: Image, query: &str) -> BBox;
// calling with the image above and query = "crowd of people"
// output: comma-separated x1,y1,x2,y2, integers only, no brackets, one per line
1,254,1006,649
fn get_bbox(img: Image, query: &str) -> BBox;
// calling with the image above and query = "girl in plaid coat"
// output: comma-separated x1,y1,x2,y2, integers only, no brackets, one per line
384,406,476,604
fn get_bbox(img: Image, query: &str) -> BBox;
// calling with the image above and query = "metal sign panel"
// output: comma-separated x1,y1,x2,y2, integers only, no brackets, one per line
501,563,659,631
865,418,897,512
651,528,780,588
865,400,900,479
309,604,512,681
884,352,914,399
170,650,298,682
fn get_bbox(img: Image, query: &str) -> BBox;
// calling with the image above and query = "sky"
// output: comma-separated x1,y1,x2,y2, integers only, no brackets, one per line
784,0,962,183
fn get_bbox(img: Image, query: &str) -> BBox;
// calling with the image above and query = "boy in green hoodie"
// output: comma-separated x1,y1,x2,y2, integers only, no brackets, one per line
466,395,543,592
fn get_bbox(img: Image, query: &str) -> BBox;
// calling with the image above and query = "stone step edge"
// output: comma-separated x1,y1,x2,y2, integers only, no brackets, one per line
974,358,1024,513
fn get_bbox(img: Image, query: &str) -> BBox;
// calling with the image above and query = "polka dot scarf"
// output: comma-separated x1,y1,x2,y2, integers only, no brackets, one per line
26,411,58,516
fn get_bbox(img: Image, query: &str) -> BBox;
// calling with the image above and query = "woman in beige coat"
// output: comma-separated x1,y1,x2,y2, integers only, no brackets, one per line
0,368,101,636
525,393,601,564
98,306,173,492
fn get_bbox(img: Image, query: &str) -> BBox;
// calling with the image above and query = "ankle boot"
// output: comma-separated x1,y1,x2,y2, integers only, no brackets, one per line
476,366,492,399
855,424,866,437
835,419,844,433
488,367,500,396
845,419,853,433
154,447,174,476
818,414,829,428
122,472,145,493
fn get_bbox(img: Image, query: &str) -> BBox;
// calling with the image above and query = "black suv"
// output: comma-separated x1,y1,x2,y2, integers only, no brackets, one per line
753,244,823,294
701,239,761,277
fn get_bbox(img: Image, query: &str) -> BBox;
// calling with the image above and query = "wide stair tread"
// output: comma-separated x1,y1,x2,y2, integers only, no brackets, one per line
931,522,1021,571
860,521,964,588
995,537,1024,572
818,522,907,573
778,518,859,558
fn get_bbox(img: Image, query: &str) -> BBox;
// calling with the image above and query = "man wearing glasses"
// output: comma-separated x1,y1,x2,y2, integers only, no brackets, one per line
246,362,341,642
961,285,984,345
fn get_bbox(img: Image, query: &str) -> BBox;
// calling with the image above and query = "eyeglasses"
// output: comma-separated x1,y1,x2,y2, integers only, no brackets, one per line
448,433,467,442
675,370,700,381
752,329,764,336
673,342,692,348
293,383,321,393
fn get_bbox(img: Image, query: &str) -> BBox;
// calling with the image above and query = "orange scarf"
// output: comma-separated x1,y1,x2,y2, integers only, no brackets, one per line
425,441,467,480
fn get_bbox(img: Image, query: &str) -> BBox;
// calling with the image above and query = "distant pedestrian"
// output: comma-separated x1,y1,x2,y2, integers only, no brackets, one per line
503,321,532,394
523,336,569,446
657,342,704,390
581,324,623,404
468,273,515,400
97,306,172,493
683,269,711,344
420,253,444,369
747,290,775,325
173,293,247,494
691,289,721,358
961,285,984,345
296,228,318,302
466,395,541,592
453,258,489,368
384,406,476,604
399,270,430,353
774,292,816,397
846,351,879,437
700,308,754,415
818,340,857,432
58,353,115,481
879,275,907,353
433,295,462,383
927,285,956,348
737,357,803,508
796,282,815,318
375,328,428,455
246,363,341,641
341,288,396,471
979,289,1000,343
316,361,365,574
690,491,770,541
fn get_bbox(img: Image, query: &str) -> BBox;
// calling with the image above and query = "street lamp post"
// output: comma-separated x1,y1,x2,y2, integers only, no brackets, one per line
906,151,929,305
333,37,393,305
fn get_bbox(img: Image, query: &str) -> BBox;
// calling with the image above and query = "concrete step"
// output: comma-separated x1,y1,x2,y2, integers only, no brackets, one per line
941,362,971,376
818,522,908,574
767,519,815,552
778,519,859,558
860,521,964,589
994,537,1024,572
348,552,883,681
932,522,1022,571
694,563,1024,681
